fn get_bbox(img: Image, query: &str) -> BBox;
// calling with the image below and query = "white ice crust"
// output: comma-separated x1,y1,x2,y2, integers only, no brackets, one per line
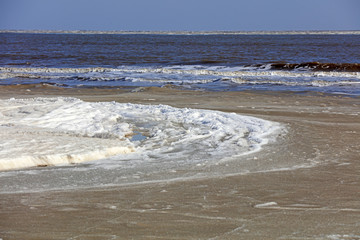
0,97,281,171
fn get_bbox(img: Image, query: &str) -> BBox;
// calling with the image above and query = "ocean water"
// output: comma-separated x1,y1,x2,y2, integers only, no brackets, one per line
0,32,359,192
1,32,360,95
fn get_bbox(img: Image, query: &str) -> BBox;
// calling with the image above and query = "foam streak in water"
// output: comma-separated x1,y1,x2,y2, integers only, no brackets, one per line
1,66,360,83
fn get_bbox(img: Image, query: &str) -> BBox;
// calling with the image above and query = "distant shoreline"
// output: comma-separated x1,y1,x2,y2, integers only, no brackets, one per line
1,29,360,35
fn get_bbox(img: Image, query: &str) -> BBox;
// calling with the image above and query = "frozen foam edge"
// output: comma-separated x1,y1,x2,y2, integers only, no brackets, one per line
0,146,134,171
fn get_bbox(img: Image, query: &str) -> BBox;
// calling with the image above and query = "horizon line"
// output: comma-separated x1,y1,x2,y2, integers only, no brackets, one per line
1,29,360,35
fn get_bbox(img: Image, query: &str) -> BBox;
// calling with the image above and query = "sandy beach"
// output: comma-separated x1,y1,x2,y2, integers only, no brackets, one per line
1,85,360,239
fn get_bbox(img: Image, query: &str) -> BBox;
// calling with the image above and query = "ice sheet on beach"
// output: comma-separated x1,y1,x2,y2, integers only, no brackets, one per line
0,98,135,170
0,97,281,171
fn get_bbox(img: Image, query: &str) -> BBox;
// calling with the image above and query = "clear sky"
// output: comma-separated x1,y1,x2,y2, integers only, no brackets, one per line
1,0,359,31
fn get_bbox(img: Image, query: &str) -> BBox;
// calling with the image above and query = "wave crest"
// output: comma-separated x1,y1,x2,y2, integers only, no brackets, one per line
1,66,359,92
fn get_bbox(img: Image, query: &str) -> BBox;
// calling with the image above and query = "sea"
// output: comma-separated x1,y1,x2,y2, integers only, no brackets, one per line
1,31,360,95
0,31,359,193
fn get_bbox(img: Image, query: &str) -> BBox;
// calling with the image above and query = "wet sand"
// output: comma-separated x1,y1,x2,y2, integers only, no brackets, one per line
1,85,360,239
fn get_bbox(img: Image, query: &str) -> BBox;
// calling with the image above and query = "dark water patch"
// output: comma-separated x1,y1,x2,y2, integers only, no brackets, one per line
269,62,360,72
175,60,225,65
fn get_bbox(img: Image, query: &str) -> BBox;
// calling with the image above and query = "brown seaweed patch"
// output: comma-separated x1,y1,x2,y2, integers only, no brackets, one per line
37,164,49,168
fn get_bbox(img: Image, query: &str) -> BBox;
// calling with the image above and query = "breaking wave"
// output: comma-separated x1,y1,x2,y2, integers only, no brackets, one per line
1,65,359,93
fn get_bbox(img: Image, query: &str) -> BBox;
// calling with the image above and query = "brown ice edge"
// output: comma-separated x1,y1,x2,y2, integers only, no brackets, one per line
0,85,360,239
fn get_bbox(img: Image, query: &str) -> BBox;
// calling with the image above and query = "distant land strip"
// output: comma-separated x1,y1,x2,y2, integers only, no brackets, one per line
1,30,360,35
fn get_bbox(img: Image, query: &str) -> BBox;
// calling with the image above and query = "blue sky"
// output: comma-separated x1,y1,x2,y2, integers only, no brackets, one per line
1,0,359,31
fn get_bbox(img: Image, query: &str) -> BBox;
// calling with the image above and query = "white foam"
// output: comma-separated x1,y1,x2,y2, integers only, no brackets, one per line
230,78,360,87
0,98,135,170
254,202,278,208
0,97,281,171
1,66,359,92
2,66,360,81
327,234,360,240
